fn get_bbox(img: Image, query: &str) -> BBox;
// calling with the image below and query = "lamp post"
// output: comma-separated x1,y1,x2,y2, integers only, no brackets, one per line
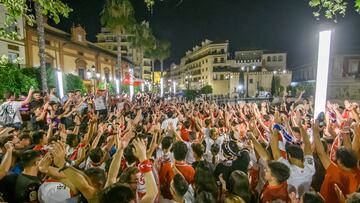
56,69,64,98
314,30,332,118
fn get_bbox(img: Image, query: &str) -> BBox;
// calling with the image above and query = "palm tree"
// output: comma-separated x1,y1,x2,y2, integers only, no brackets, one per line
131,22,156,81
101,0,136,79
156,39,171,78
34,2,48,92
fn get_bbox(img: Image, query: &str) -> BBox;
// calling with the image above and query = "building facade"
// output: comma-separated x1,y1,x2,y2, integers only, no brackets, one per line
0,5,26,65
328,53,360,100
95,27,149,80
25,24,133,91
169,39,291,97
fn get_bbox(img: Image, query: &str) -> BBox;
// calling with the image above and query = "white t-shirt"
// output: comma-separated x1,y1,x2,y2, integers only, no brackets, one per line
0,101,22,124
93,96,106,111
38,181,72,203
185,141,195,165
278,155,316,197
161,117,179,136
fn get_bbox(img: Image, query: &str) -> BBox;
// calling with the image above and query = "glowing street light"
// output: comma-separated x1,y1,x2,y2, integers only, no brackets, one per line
173,81,176,94
115,78,120,94
56,69,64,98
160,77,164,97
314,30,332,118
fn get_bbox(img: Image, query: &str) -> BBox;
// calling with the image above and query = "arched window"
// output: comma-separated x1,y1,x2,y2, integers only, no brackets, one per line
267,56,271,62
75,58,87,80
272,56,277,61
104,67,110,82
278,55,283,61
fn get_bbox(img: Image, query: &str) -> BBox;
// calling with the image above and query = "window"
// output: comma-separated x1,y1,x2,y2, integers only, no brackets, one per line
105,72,110,82
221,58,225,63
78,34,83,42
272,56,277,61
214,58,218,63
213,74,217,80
206,68,208,71
45,40,51,45
8,52,18,63
249,79,253,83
278,55,283,61
267,56,271,62
220,74,224,80
78,51,84,56
8,44,19,51
78,68,85,80
348,60,360,74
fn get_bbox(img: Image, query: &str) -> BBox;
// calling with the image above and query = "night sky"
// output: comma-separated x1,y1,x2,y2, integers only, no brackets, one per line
52,0,360,70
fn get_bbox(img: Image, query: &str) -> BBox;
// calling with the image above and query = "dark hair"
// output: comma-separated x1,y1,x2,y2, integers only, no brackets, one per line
194,191,217,203
222,141,239,157
19,132,30,141
291,127,300,134
336,147,358,169
184,120,191,128
173,174,189,197
191,143,205,158
66,134,80,147
4,91,14,99
21,150,42,168
210,143,220,155
227,170,251,202
0,135,14,148
173,141,188,161
205,119,211,126
84,168,106,189
89,148,104,163
161,136,173,150
119,166,139,184
286,144,304,160
268,161,290,183
124,144,138,164
101,184,135,203
31,131,45,145
302,191,324,203
195,161,218,198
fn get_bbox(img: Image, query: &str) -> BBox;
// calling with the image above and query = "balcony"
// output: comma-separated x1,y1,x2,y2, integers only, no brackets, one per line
185,50,226,65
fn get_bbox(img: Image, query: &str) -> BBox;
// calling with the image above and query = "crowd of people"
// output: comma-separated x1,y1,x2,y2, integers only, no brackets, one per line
0,86,359,203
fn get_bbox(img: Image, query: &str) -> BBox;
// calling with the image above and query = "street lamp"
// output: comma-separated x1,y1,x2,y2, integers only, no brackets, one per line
314,30,332,118
87,65,99,93
115,78,120,94
160,77,164,97
173,81,176,94
56,69,64,98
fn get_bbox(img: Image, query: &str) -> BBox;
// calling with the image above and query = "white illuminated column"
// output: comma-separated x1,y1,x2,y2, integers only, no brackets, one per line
160,77,164,97
314,30,332,118
141,82,144,92
130,69,134,101
115,79,120,94
148,82,152,91
56,70,64,98
173,81,176,94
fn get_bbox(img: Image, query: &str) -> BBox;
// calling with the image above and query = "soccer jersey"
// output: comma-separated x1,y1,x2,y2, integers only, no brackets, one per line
278,155,316,197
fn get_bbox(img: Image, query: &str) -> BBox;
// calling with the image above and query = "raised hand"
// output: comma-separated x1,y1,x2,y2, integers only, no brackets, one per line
132,138,147,162
38,153,52,173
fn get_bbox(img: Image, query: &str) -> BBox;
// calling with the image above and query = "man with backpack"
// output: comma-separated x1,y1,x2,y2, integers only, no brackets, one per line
0,88,34,130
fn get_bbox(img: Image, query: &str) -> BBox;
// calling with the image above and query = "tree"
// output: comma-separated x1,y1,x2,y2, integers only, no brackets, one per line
309,0,360,22
200,85,213,95
101,0,136,81
144,37,158,84
0,62,38,99
156,39,171,78
0,0,72,92
130,21,156,80
184,89,198,101
63,74,85,94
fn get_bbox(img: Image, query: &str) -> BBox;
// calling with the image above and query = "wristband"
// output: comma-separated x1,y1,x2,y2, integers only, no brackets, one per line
138,159,153,173
58,162,71,172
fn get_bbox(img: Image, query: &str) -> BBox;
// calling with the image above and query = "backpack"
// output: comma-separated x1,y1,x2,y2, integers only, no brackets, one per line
0,102,16,126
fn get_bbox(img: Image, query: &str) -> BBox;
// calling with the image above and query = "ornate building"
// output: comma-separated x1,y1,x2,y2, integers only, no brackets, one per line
25,23,133,91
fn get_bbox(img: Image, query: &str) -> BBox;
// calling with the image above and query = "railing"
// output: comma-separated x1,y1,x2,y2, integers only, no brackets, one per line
207,97,273,104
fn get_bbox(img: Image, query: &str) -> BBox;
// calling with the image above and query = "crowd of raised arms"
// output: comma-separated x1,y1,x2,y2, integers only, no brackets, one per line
0,86,360,203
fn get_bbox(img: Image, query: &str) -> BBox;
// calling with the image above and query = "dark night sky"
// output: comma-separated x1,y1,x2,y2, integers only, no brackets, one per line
52,0,360,70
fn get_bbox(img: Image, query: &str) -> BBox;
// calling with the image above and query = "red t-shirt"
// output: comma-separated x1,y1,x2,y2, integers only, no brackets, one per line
320,162,360,203
170,161,195,184
157,156,173,199
260,182,289,203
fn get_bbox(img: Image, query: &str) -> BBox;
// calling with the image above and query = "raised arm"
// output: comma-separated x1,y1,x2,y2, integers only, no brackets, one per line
0,142,13,180
249,133,270,161
299,121,312,156
20,88,34,106
312,121,331,169
133,139,158,203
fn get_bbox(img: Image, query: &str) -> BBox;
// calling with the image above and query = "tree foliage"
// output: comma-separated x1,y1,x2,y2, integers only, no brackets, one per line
0,63,38,99
309,0,360,22
0,0,72,39
200,85,213,95
63,73,85,94
184,89,198,101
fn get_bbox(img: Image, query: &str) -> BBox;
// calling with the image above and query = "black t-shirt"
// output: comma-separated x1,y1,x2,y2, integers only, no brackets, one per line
214,150,250,183
29,100,44,112
31,116,47,131
0,173,18,203
15,174,41,203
